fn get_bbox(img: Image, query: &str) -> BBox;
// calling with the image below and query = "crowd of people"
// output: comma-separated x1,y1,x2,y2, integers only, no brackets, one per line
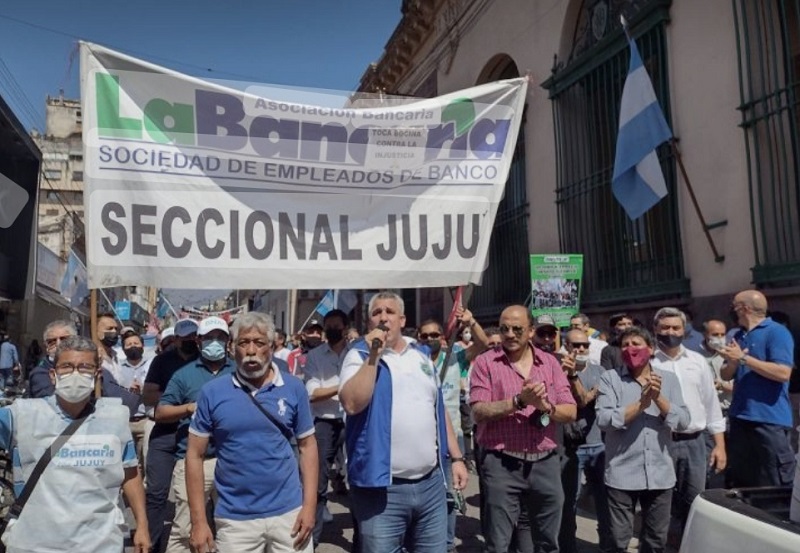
0,286,797,553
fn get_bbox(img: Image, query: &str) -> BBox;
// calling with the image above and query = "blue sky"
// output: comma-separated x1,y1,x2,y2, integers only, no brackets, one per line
1,1,402,307
0,0,402,133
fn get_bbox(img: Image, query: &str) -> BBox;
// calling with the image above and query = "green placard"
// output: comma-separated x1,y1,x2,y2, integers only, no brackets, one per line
529,254,584,328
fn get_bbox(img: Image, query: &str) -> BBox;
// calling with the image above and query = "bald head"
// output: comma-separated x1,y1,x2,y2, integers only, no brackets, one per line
500,305,533,325
734,290,768,315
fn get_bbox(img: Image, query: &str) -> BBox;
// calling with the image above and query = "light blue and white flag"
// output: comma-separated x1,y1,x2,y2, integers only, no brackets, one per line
315,290,335,317
612,37,672,220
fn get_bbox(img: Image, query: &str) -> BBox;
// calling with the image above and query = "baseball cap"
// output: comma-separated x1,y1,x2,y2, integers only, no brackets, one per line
304,319,323,332
534,314,557,330
174,319,199,338
198,316,230,337
160,327,175,342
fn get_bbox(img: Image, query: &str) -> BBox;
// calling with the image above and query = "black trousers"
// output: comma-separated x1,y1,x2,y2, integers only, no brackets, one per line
606,487,672,553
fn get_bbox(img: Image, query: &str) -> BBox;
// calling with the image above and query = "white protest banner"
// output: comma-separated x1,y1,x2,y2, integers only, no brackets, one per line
80,42,528,289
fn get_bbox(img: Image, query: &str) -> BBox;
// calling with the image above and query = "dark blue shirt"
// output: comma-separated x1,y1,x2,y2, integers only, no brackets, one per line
159,357,235,459
28,357,55,398
729,318,795,427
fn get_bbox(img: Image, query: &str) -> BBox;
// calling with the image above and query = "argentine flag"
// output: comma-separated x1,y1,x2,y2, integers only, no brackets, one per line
612,38,672,220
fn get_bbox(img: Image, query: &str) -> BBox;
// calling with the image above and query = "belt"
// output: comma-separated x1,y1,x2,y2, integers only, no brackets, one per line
391,467,435,485
672,431,702,442
499,449,555,462
130,415,147,422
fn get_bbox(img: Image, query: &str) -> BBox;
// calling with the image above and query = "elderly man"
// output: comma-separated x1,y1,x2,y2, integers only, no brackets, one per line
470,305,577,553
157,316,235,553
0,335,149,552
340,291,468,553
650,307,726,535
188,312,317,553
721,290,796,487
28,319,78,398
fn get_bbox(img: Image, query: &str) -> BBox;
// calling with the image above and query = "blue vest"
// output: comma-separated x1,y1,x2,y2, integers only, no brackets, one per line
345,338,449,488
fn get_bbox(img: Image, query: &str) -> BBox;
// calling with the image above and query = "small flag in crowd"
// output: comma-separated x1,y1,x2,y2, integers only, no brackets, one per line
611,36,673,220
445,286,464,336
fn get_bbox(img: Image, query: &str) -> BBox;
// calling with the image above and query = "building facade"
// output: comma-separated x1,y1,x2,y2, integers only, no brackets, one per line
358,0,800,331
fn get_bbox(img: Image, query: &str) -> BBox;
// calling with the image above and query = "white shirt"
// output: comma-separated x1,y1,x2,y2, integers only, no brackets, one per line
273,348,290,363
588,337,608,366
340,337,439,479
304,343,346,419
652,346,726,435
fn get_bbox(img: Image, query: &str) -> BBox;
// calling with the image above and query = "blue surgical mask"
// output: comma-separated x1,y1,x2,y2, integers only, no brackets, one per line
201,339,227,361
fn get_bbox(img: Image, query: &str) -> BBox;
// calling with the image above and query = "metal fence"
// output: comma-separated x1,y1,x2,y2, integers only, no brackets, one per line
544,4,688,307
734,0,800,286
470,125,531,321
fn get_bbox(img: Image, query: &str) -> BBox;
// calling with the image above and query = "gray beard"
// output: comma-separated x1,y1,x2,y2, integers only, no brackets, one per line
237,365,268,381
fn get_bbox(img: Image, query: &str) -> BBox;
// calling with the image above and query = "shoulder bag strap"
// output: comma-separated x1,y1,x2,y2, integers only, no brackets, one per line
8,411,89,520
235,376,294,443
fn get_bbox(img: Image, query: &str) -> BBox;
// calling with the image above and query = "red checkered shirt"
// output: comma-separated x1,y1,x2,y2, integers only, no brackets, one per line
469,343,575,454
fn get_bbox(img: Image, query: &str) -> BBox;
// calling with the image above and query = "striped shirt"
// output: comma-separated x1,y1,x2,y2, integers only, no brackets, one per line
469,343,575,454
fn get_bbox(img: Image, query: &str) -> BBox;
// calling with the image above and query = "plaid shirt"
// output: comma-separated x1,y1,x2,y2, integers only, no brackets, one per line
470,343,575,453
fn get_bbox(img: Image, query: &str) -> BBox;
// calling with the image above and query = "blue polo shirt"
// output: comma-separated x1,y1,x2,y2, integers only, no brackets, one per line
159,357,235,459
189,366,314,520
729,317,795,427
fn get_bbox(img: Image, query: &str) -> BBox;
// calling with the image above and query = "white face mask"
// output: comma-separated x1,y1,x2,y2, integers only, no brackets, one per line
462,331,472,342
707,337,726,352
575,354,590,365
55,372,95,403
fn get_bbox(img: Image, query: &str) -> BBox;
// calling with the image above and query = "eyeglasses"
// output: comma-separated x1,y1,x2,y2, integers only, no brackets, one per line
236,339,269,349
419,332,442,340
499,324,526,337
535,328,557,338
45,335,72,347
569,342,590,349
54,363,97,377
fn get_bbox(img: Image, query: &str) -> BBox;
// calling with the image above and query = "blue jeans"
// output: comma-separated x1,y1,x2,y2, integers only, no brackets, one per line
576,444,613,552
351,468,447,553
0,368,12,392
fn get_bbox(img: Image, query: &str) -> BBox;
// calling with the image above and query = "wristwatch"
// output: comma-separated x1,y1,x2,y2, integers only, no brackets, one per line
739,355,748,367
567,373,579,381
513,394,526,410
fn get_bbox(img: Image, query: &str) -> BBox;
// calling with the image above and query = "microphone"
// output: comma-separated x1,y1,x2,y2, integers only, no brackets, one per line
372,323,388,350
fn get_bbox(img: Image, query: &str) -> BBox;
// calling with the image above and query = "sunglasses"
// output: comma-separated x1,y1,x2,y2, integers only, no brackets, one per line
569,342,590,349
419,332,442,340
499,324,526,337
535,328,557,338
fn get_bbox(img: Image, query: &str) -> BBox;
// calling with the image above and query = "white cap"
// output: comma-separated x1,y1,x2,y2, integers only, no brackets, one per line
198,316,229,337
174,318,199,338
160,327,175,341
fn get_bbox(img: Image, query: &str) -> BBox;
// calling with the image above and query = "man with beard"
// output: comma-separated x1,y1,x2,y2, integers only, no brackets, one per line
142,318,200,553
417,309,489,553
303,309,349,547
721,290,796,488
157,316,235,553
187,311,317,553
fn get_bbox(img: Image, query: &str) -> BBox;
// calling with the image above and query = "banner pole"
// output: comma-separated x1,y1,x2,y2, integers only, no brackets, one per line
90,289,102,398
438,284,474,384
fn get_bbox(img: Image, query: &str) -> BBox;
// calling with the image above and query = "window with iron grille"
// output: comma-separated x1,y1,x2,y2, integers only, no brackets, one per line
542,0,688,307
469,60,530,322
734,0,800,286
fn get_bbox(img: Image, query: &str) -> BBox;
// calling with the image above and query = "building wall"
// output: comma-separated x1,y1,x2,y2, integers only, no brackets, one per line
359,0,798,329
